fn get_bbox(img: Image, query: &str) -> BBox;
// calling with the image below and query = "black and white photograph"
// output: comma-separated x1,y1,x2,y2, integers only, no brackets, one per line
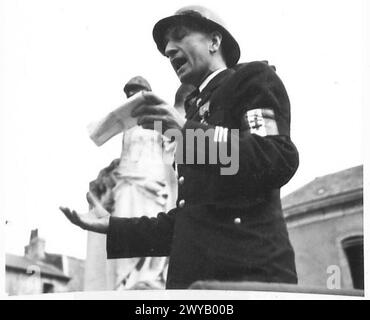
0,0,368,301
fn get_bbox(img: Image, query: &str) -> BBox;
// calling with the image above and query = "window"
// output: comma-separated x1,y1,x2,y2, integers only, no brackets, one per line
43,282,54,293
342,235,364,290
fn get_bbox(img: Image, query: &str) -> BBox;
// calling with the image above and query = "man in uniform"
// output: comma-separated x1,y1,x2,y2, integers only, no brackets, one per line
60,5,299,289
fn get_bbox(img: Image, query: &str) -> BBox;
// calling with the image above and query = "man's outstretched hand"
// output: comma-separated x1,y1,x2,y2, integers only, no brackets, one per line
59,192,110,234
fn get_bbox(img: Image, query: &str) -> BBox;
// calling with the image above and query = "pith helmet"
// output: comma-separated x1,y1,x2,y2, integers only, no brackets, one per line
123,76,152,96
153,5,240,67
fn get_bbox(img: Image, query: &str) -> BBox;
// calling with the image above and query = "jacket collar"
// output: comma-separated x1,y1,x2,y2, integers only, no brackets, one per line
199,68,233,97
199,68,227,92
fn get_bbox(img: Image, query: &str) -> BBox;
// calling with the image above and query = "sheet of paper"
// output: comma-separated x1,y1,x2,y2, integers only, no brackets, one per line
87,91,147,146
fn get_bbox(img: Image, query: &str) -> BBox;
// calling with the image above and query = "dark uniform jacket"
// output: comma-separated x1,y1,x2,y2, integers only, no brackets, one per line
106,61,299,289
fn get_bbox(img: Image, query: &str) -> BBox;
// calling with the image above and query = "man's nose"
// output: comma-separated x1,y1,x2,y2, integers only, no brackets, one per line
164,40,178,58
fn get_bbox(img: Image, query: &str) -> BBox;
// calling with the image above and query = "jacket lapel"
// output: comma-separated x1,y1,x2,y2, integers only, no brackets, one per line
185,69,234,121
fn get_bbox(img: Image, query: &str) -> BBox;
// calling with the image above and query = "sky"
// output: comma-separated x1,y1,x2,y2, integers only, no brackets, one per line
0,0,367,260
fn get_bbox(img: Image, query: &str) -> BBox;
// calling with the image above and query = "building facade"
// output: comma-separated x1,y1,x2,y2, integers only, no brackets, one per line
282,165,363,290
5,229,85,295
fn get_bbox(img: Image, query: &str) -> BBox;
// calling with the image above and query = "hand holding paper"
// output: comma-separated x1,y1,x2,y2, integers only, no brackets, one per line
87,91,185,146
133,91,186,136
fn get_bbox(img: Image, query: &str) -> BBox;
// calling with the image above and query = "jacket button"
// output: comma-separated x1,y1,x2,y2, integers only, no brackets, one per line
234,217,241,225
178,199,185,208
178,176,185,185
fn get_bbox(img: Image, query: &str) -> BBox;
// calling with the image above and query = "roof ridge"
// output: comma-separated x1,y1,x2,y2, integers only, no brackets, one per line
283,187,363,211
6,253,69,279
282,165,363,210
314,164,362,180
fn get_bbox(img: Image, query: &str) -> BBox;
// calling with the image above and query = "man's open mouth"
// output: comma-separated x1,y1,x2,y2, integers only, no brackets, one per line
171,57,188,72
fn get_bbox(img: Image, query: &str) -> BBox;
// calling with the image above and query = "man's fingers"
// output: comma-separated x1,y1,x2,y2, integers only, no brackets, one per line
60,206,86,226
59,206,72,219
141,91,167,105
132,104,169,117
72,210,87,229
59,206,79,225
137,115,168,131
70,210,79,223
59,205,109,234
137,114,166,123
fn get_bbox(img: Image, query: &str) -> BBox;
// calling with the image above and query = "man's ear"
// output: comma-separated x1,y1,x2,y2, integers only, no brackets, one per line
209,31,222,53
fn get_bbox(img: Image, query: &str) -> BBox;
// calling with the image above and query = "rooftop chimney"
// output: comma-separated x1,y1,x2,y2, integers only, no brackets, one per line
24,229,46,261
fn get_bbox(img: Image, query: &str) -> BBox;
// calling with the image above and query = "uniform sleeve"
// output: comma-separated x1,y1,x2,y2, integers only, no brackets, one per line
182,61,299,191
106,208,176,259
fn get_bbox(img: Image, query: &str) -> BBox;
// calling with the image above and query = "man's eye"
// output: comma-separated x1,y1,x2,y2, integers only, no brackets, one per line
173,30,187,40
166,27,189,42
